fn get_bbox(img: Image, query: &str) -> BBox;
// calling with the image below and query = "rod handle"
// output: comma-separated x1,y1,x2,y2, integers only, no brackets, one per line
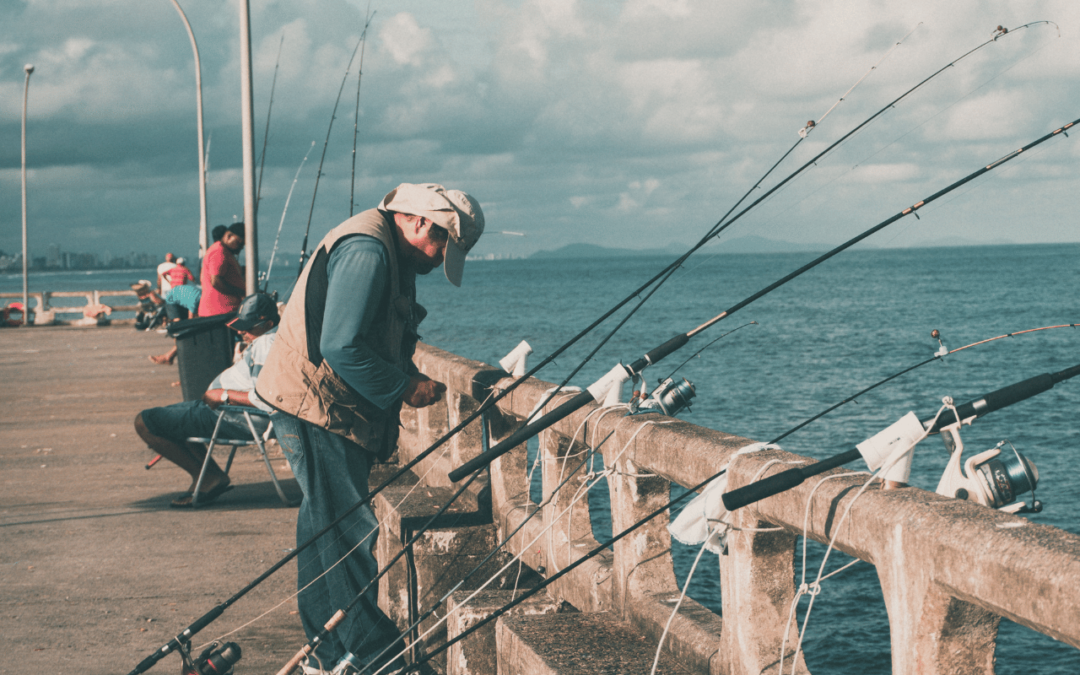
926,373,1053,432
448,391,595,482
722,448,862,511
628,333,690,373
721,467,805,511
275,645,313,675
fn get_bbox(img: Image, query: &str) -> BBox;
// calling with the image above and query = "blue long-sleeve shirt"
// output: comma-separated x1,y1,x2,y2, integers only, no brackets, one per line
320,235,411,411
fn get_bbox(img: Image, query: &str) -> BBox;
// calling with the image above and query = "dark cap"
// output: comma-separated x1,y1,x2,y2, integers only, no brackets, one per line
228,293,279,331
227,222,246,238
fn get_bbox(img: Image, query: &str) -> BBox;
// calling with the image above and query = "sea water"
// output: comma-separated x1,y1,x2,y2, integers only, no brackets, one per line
4,244,1078,672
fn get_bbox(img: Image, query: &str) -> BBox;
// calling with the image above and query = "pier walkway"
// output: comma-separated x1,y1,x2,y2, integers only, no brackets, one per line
1,326,304,675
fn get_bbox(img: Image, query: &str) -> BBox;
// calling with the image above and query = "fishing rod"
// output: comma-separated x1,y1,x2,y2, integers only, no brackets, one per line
723,361,1080,511
394,358,1080,675
255,33,284,219
350,7,373,217
263,140,316,292
297,16,373,276
449,113,1079,483
464,21,1052,447
771,324,1080,445
123,28,1048,674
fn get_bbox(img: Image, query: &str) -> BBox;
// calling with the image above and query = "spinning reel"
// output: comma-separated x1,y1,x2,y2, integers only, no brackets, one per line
933,413,1041,514
629,376,697,417
179,640,242,675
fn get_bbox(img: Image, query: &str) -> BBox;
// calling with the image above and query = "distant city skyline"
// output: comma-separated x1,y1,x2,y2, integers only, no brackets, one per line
2,1,1078,264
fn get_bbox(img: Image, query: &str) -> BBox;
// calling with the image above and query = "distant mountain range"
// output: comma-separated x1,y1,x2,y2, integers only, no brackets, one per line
529,234,1020,258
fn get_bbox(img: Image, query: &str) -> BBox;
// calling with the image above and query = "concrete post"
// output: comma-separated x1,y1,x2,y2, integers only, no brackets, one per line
717,514,807,675
876,526,999,674
605,438,678,617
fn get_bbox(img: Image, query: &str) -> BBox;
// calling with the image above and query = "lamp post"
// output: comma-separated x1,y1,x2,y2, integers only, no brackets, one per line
21,63,34,327
239,0,258,294
168,0,210,258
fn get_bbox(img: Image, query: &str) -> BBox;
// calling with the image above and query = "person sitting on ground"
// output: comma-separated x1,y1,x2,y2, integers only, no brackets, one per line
135,293,280,507
149,284,203,365
132,280,166,331
166,257,196,288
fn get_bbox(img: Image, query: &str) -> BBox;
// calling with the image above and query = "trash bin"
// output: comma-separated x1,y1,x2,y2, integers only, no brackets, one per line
169,313,237,402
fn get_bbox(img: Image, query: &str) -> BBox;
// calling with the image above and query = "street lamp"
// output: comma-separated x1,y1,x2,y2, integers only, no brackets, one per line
168,0,210,258
21,63,34,327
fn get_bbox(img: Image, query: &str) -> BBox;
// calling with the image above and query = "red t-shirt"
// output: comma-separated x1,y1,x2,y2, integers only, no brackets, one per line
166,265,195,288
197,242,244,316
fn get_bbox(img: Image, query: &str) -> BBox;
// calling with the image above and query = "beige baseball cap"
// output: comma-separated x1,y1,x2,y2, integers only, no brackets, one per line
378,183,485,286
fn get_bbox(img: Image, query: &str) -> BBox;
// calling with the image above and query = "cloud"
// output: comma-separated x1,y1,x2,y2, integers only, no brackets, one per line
1,0,1078,261
379,13,435,67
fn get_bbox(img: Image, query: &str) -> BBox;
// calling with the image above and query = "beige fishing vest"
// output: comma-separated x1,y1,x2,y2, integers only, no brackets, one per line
256,209,423,457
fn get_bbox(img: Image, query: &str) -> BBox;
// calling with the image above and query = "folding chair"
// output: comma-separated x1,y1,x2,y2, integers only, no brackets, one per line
187,405,296,507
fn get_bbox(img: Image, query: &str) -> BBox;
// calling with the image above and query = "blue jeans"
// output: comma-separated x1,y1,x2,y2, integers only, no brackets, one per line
274,414,404,670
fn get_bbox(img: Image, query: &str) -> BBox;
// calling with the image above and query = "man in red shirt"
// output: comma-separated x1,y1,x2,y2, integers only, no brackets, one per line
166,257,196,288
198,222,246,316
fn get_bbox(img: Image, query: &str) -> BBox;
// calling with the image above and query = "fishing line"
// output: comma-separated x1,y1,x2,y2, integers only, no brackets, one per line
663,321,757,381
778,399,958,673
648,529,714,675
778,469,866,675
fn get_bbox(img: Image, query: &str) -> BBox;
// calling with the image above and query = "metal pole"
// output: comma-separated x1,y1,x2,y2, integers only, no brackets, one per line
168,0,210,258
21,64,34,327
238,0,258,294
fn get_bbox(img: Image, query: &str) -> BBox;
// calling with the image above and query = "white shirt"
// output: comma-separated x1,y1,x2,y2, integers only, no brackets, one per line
157,261,178,294
209,330,277,412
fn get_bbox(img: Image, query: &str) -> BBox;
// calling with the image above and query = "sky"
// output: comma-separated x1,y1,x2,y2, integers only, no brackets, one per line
1,0,1078,264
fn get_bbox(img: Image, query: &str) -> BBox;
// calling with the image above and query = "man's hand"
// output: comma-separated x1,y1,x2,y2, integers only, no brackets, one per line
204,388,227,410
203,388,253,410
402,375,446,408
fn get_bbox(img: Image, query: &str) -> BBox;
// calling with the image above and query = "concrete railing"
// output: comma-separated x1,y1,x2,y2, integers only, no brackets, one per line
0,290,141,325
392,343,1080,675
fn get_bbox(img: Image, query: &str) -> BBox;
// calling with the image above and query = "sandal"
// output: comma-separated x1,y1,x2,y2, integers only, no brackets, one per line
170,481,233,508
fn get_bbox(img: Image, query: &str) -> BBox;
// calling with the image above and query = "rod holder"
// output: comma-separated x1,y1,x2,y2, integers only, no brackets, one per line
499,340,533,377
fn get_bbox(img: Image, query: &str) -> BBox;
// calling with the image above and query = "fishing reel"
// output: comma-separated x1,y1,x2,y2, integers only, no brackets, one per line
179,641,242,675
934,421,1041,514
629,375,696,417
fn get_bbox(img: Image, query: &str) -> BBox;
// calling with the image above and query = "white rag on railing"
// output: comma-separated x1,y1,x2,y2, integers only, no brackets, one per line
667,442,778,554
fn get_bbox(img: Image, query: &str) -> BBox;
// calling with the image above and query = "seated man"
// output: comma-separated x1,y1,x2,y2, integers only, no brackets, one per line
134,293,280,508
